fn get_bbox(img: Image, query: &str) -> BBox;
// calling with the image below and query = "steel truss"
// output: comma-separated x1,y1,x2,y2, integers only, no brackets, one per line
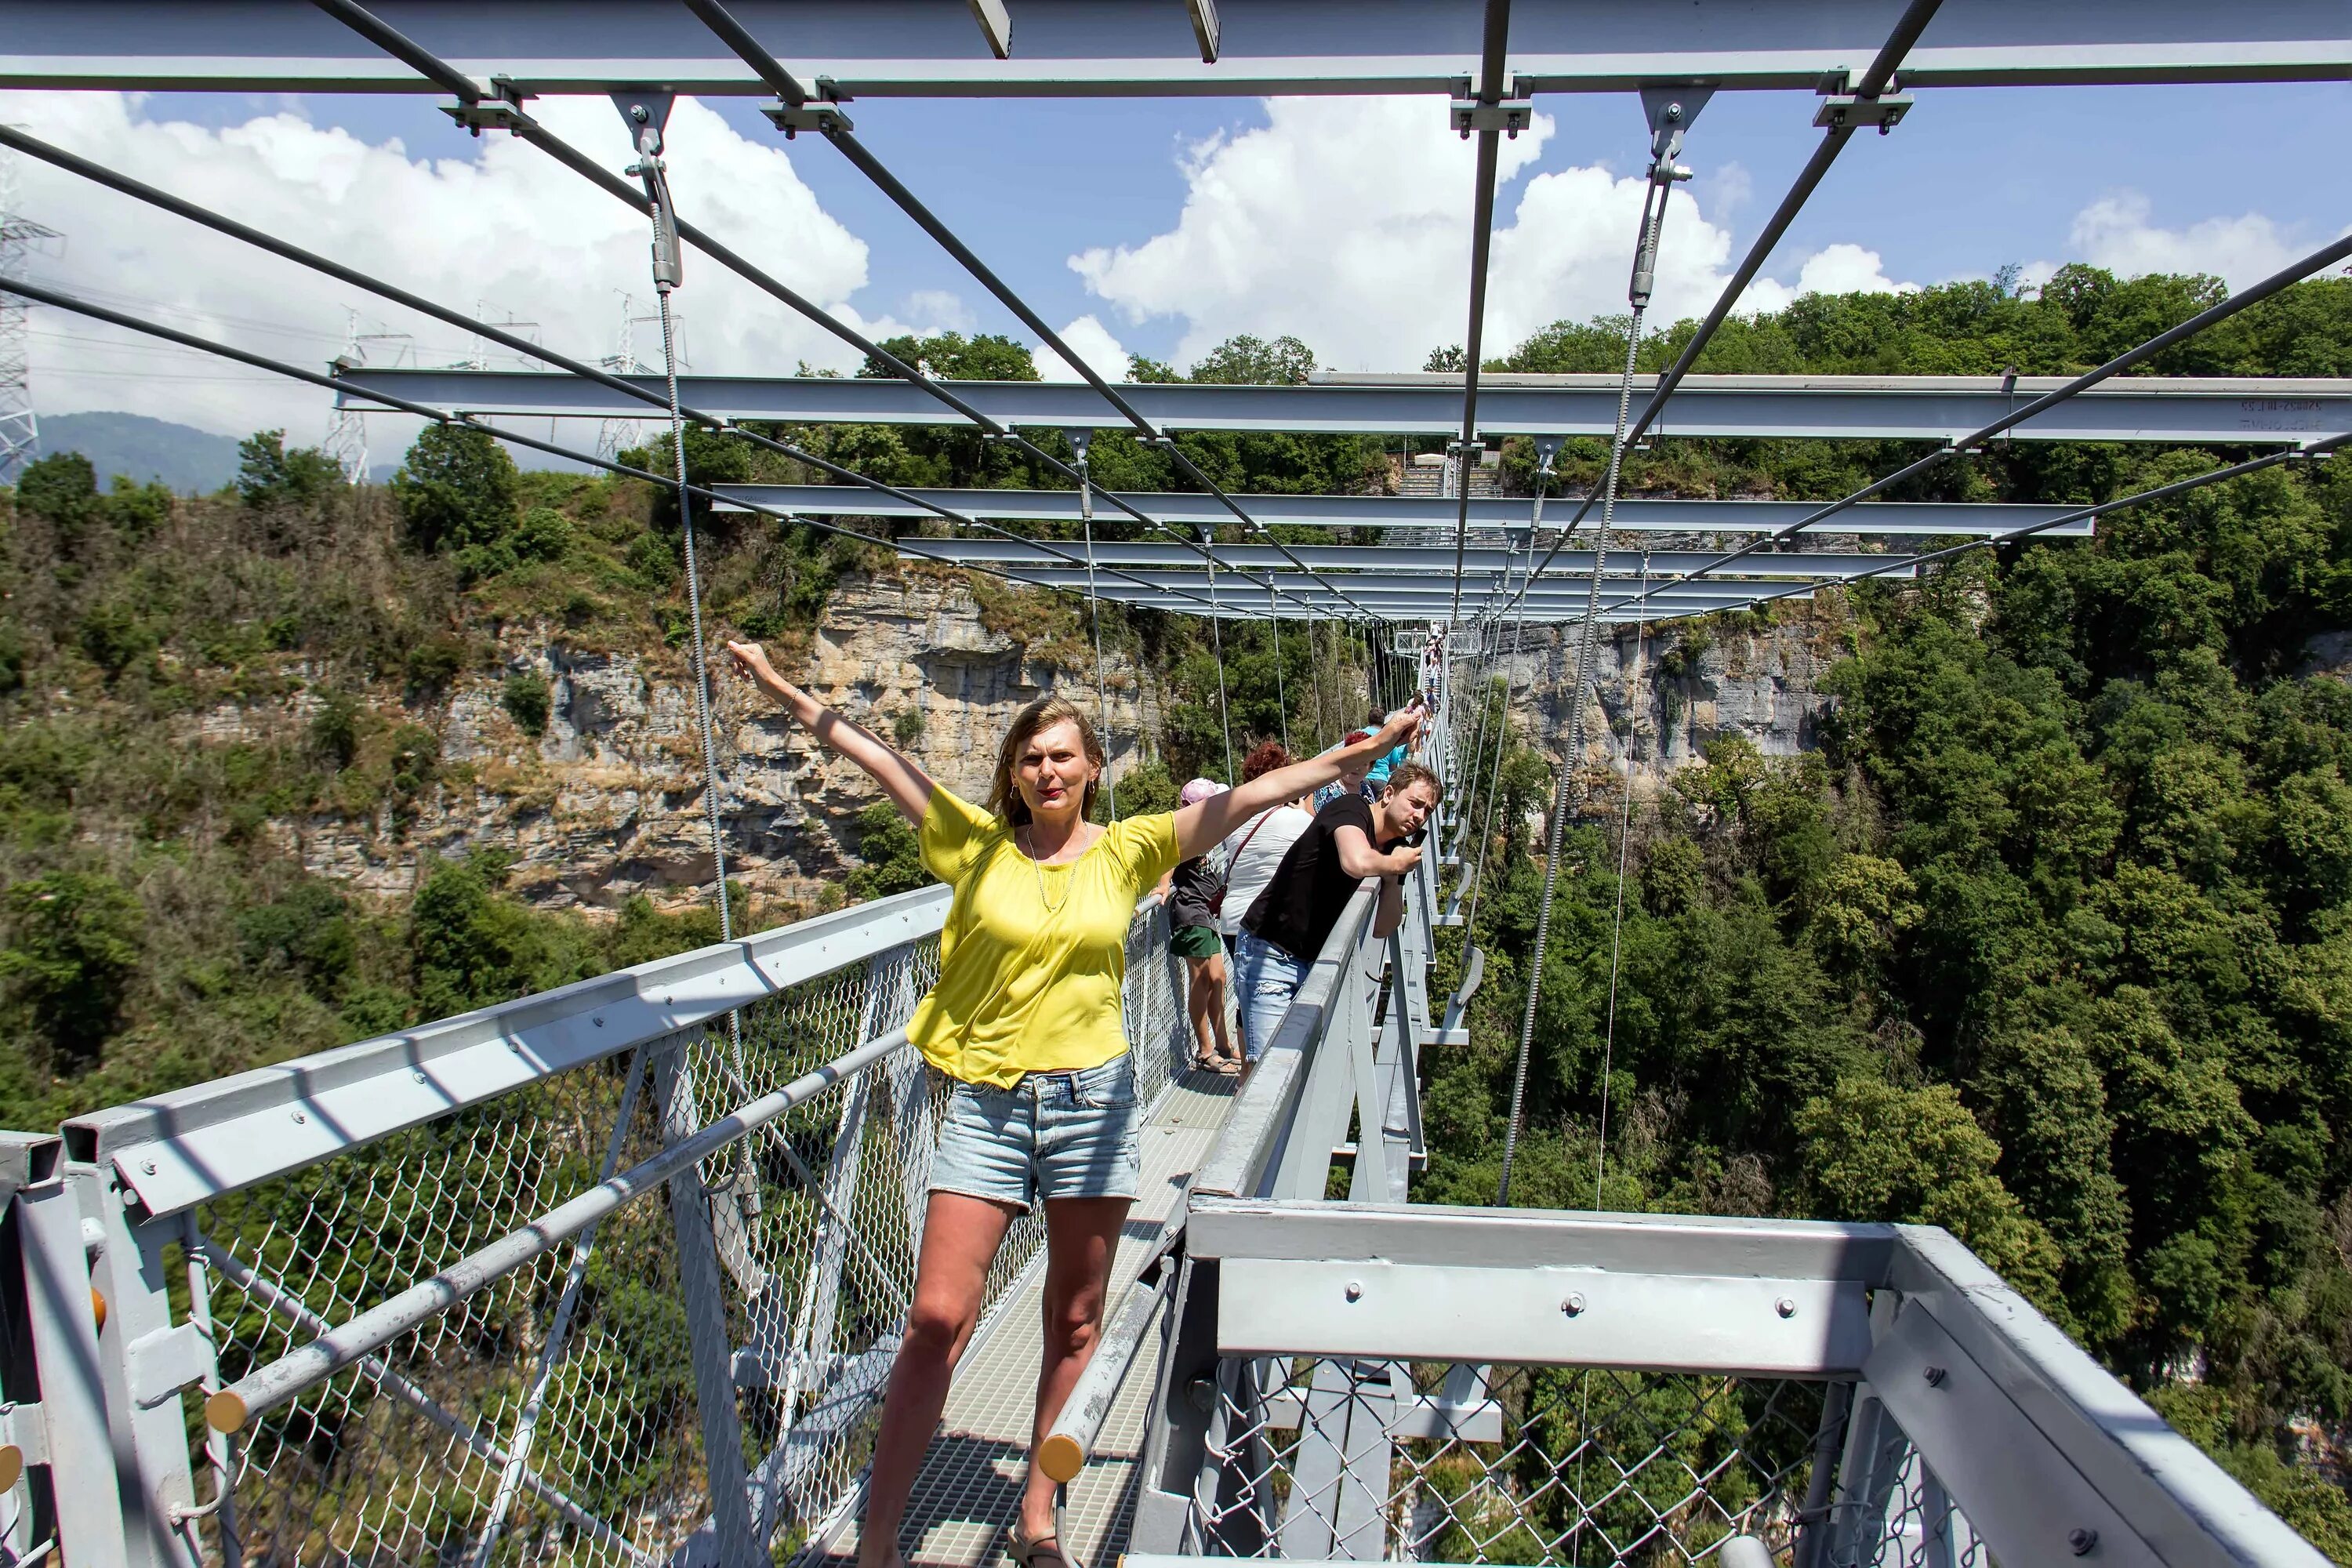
330,367,2352,445
4,1,2344,96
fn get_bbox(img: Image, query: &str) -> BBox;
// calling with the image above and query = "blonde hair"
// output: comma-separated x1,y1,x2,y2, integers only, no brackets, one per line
987,695,1107,826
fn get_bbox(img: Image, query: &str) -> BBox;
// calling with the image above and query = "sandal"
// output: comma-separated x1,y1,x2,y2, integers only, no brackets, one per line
1008,1526,1076,1568
1194,1052,1241,1076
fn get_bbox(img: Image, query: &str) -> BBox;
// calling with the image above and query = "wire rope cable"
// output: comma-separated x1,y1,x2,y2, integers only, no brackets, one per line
1592,547,1653,1207
1076,454,1116,819
1204,548,1237,784
1498,176,1669,1206
1267,577,1292,757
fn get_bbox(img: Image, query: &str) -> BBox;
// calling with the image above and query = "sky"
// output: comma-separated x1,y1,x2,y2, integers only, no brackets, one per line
5,77,2349,461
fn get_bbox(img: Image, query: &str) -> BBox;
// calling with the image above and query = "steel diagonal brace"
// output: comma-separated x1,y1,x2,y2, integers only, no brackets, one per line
1490,0,1943,622
0,274,1236,644
671,0,1387,622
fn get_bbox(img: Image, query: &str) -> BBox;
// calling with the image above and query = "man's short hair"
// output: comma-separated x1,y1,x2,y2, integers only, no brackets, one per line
1382,761,1443,801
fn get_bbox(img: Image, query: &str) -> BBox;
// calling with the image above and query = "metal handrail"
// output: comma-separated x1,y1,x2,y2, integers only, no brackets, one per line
1190,884,1383,1203
205,1026,911,1432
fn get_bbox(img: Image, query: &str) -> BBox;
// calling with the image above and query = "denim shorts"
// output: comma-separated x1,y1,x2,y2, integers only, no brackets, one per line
928,1054,1142,1212
1234,931,1311,1062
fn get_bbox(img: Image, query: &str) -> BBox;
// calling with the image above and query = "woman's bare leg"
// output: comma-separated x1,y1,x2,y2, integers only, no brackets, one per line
860,1191,1018,1568
1201,950,1232,1059
1018,1196,1133,1544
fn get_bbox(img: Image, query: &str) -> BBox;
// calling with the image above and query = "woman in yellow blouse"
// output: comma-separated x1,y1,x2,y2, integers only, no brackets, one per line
726,640,1422,1568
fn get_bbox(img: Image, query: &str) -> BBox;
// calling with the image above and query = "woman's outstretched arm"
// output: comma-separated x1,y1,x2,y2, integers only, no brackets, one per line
726,641,936,826
1172,699,1426,858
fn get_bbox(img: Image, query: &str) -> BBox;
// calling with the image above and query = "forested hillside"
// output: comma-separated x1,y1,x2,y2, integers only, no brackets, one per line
3,264,2350,1544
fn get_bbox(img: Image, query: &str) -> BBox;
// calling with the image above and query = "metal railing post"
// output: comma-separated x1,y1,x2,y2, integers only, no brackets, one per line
18,1175,129,1568
1828,1290,1906,1566
648,1044,765,1566
70,1165,203,1568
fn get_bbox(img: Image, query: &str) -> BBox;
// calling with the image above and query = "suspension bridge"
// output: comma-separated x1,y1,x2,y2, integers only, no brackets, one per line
2,4,2349,1566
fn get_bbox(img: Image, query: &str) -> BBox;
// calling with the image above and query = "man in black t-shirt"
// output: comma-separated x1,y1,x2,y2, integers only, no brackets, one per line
1232,763,1442,1058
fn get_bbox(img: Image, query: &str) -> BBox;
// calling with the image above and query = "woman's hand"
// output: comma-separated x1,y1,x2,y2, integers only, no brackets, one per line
1373,695,1427,754
727,640,781,689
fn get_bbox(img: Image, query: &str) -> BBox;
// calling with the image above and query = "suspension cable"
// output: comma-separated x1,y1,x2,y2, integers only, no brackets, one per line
1498,142,1681,1207
1267,577,1292,757
1592,547,1653,1207
1074,441,1116,819
1205,545,1237,783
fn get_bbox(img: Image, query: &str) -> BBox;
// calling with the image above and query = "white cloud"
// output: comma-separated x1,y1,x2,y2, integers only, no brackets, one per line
2062,191,2319,289
1033,314,1131,383
1067,97,1912,374
2,90,909,453
904,289,976,333
1740,244,1921,314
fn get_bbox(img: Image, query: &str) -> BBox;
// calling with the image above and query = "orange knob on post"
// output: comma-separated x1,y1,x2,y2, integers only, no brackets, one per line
1037,1432,1083,1484
90,1287,107,1334
205,1388,249,1434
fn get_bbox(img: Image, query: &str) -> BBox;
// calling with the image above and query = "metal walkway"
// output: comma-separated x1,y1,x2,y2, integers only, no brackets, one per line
827,1069,1240,1568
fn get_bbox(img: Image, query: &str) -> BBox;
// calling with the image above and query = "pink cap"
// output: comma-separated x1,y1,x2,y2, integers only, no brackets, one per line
1179,777,1227,806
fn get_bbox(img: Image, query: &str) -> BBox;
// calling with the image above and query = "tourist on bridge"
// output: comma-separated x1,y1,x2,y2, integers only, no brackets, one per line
1154,777,1242,1076
724,640,1422,1568
1234,761,1443,1058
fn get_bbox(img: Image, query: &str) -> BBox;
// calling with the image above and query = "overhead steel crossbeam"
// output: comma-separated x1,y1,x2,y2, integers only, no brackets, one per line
710,484,2096,537
331,368,2352,446
1705,436,2350,627
665,0,1385,623
1595,226,2352,621
0,272,1238,622
1491,0,1938,621
0,123,1267,623
5,1,2344,96
286,0,1345,625
889,540,1917,579
994,568,1803,605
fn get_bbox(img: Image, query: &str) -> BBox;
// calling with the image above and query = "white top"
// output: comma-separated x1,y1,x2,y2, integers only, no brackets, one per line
1216,803,1316,935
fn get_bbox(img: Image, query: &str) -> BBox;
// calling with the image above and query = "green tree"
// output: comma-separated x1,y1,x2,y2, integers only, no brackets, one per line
502,671,553,736
845,802,931,899
392,424,521,554
1798,1076,2067,1318
0,870,144,1065
236,429,342,510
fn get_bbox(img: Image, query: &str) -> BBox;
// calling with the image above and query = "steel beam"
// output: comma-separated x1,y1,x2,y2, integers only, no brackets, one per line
992,568,1816,600
343,368,2352,445
719,483,2092,537
889,539,1915,576
6,1,2343,95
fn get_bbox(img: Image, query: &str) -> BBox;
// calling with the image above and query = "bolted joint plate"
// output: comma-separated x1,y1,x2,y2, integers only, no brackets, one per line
1449,98,1534,136
763,100,855,138
1814,93,1914,132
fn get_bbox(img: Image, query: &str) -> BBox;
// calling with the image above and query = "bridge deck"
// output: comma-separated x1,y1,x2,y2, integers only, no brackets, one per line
827,1065,1239,1568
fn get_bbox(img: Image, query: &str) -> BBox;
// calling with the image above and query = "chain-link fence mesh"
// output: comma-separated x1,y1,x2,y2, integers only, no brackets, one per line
1178,1356,1975,1568
183,903,1189,1568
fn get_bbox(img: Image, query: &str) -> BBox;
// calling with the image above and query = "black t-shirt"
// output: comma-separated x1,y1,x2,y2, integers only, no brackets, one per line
1167,855,1221,930
1243,794,1392,963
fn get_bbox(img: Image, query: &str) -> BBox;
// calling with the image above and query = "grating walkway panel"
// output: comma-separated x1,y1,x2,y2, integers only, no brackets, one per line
826,1067,1239,1568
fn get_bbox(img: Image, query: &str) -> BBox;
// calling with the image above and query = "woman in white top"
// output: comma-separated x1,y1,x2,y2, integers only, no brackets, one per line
1216,741,1319,1061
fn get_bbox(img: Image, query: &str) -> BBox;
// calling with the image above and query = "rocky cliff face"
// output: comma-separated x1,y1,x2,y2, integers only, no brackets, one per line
208,571,1157,916
187,565,1847,915
1475,597,1851,785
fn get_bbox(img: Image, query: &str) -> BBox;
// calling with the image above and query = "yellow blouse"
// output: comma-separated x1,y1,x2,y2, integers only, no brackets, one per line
905,787,1182,1087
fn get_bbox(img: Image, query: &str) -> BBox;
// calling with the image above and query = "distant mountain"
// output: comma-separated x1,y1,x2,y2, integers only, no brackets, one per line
36,412,245,495
31,412,566,494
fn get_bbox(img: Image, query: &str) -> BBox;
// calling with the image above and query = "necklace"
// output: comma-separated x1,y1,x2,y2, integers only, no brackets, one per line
1019,825,1078,915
